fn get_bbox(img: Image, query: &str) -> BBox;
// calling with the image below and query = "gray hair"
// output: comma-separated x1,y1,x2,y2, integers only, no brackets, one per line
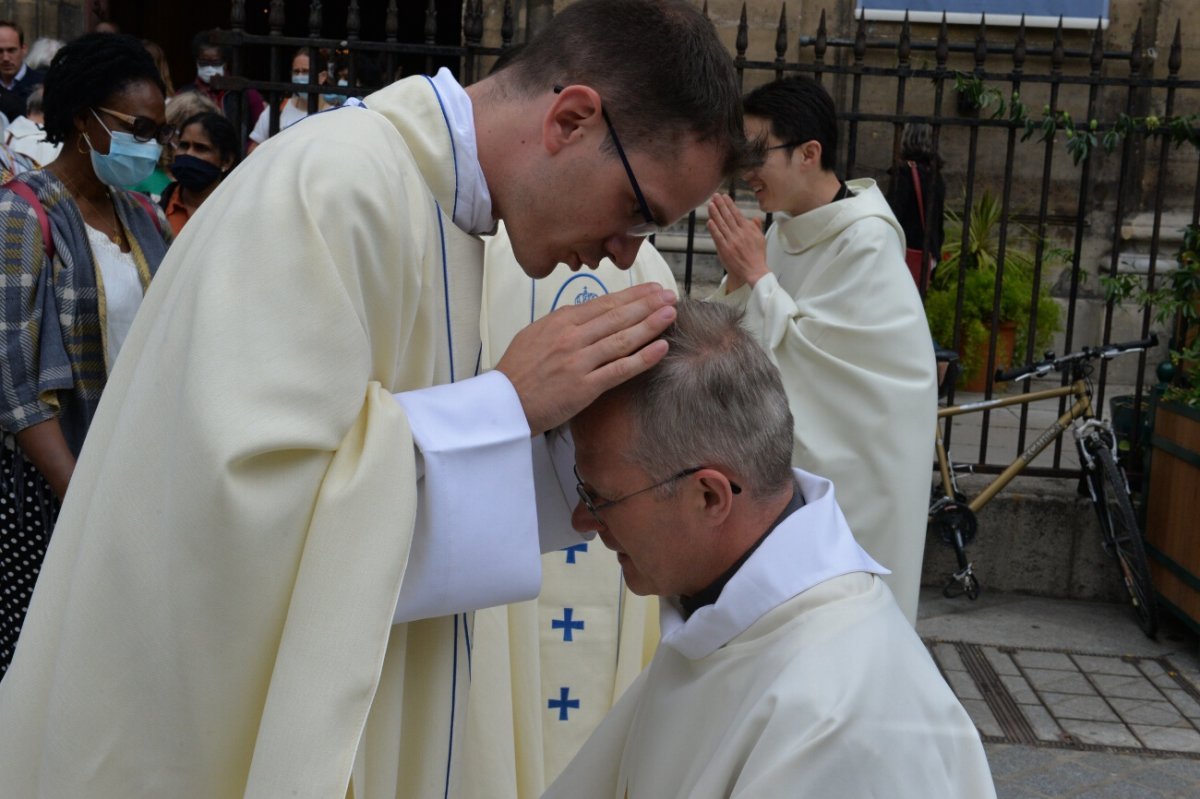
25,37,63,71
25,85,43,116
612,299,794,499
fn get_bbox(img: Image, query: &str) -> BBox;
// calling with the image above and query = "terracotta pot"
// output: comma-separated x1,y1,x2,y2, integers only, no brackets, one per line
960,320,1016,392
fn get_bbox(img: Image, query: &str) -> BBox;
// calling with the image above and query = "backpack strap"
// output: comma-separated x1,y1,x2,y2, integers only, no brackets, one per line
3,179,54,261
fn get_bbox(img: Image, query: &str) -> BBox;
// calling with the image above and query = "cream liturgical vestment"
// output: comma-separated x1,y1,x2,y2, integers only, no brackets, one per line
0,73,569,798
544,469,996,799
711,179,937,624
459,224,675,798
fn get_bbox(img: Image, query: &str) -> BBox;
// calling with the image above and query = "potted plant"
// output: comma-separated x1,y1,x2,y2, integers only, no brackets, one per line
924,190,1062,391
1104,223,1200,632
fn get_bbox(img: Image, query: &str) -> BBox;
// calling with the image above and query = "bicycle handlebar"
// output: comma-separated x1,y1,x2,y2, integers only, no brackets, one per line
994,334,1159,383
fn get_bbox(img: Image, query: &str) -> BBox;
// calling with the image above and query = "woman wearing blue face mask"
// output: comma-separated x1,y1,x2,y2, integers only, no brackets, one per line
160,111,239,235
0,32,173,679
246,48,332,155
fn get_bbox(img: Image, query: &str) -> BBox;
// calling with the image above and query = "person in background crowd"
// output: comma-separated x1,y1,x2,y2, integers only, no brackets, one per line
24,37,62,71
5,85,60,166
887,121,945,287
95,20,121,35
706,75,937,626
143,39,175,102
0,21,44,124
0,32,173,681
128,42,177,198
246,47,331,154
178,29,264,134
160,110,238,234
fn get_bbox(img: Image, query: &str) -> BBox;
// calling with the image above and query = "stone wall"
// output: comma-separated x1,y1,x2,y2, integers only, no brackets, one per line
3,0,86,41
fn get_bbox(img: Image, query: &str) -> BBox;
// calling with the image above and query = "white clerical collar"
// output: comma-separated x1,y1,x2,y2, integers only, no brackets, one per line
428,68,495,235
658,468,888,660
0,62,26,90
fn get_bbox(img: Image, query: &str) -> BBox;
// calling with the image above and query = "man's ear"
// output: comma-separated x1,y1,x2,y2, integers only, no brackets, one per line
542,84,603,156
797,139,823,169
693,470,737,526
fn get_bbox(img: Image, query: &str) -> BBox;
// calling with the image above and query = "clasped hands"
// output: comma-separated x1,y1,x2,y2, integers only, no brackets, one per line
495,284,677,436
706,193,768,294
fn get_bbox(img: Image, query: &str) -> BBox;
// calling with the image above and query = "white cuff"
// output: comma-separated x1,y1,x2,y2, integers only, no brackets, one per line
390,371,541,623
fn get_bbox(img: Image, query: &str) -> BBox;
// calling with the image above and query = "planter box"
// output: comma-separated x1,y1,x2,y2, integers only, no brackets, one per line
1144,399,1200,634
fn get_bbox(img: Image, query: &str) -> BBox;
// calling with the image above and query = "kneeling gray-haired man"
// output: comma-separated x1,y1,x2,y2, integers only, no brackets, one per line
546,300,995,798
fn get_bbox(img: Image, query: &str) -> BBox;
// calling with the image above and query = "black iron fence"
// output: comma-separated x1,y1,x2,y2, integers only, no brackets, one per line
213,2,1199,479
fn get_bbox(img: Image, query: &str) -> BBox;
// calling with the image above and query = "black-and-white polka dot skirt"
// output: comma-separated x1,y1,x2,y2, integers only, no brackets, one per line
0,433,60,679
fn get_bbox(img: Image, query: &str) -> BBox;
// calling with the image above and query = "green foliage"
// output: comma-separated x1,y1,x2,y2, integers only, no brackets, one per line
951,73,1199,165
925,191,1063,383
1102,224,1200,408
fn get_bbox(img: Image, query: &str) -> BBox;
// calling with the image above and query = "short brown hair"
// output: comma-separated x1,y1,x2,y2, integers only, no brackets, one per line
501,0,751,176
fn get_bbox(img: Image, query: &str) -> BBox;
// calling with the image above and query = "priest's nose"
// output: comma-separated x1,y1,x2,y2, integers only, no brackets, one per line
604,235,643,270
571,500,602,534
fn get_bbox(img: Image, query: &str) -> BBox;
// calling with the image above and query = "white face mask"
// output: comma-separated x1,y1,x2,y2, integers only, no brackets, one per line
291,72,310,85
196,64,224,83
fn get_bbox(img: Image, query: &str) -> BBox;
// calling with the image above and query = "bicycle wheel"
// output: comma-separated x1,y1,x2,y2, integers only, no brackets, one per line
1085,443,1159,638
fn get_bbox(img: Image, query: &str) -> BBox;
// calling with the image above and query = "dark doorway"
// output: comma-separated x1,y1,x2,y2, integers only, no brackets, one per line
106,1,463,93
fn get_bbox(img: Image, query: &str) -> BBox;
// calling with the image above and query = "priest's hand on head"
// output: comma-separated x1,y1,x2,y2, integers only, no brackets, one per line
495,283,677,436
707,193,768,294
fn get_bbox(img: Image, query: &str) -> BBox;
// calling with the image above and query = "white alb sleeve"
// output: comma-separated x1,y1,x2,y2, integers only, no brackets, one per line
390,370,542,623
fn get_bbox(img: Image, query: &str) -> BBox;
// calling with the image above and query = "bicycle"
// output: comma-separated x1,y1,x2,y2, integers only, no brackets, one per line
930,335,1160,638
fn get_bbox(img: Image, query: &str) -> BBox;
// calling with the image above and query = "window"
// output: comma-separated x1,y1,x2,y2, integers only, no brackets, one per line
855,1,1111,30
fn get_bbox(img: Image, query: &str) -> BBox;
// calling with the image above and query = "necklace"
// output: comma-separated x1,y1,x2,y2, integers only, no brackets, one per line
60,172,126,249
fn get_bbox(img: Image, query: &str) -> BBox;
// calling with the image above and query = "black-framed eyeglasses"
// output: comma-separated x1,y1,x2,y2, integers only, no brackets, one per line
93,106,174,146
573,464,742,526
554,85,661,238
765,141,805,152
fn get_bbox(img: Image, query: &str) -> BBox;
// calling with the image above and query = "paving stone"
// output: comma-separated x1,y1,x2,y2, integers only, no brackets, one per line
945,668,983,700
932,642,966,672
1019,702,1067,742
984,646,1021,676
1012,649,1076,670
1109,697,1189,727
1091,673,1167,701
1129,725,1200,754
1059,719,1142,747
1073,654,1141,676
1162,687,1200,721
961,698,1004,738
1042,692,1120,722
1024,667,1095,695
999,673,1038,703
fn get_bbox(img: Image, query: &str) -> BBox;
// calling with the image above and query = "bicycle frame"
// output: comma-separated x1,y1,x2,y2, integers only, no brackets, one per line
934,380,1095,515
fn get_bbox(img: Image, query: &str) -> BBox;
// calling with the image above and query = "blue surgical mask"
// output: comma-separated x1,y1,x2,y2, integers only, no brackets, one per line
86,109,162,188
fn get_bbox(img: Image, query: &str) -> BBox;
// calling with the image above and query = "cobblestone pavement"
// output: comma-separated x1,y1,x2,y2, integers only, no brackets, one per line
917,587,1200,797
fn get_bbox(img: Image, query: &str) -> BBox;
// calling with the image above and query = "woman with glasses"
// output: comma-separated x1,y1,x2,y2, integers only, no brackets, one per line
0,32,172,679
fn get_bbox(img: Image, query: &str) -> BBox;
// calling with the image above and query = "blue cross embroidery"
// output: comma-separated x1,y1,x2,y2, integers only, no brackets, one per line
562,543,588,564
551,607,585,642
549,687,580,721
